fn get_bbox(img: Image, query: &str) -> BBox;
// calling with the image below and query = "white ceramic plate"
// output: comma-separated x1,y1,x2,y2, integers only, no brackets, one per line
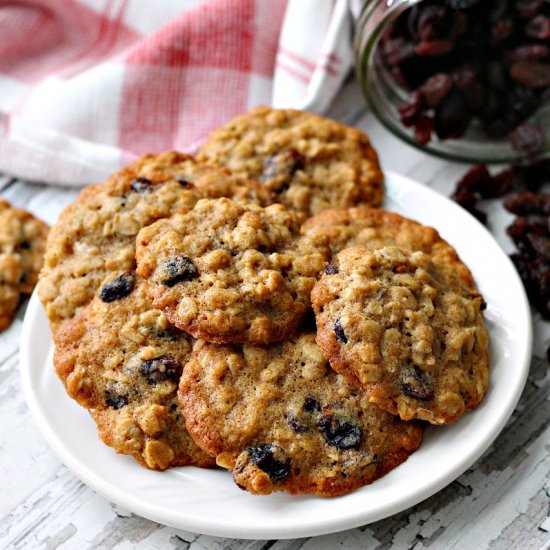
20,172,532,540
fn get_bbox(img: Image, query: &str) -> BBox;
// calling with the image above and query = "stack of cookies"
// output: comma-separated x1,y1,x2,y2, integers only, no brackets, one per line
40,107,489,497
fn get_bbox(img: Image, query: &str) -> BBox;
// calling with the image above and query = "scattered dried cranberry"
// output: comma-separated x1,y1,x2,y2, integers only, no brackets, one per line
303,396,321,413
140,356,181,385
105,392,129,410
247,444,291,484
160,255,199,287
261,150,304,190
319,416,362,450
420,73,453,108
526,15,550,40
130,177,153,193
504,192,550,216
398,91,424,128
334,319,348,344
175,177,194,188
509,124,546,156
451,159,550,323
510,44,549,63
400,363,434,401
99,272,135,302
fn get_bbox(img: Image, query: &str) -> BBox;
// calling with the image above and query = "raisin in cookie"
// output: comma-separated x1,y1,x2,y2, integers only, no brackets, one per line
197,106,383,217
302,206,476,289
312,246,489,425
54,273,214,470
0,199,49,330
179,334,423,496
39,151,274,333
136,197,330,344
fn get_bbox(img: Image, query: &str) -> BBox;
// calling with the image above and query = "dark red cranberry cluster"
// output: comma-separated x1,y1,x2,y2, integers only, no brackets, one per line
451,160,550,341
380,0,550,154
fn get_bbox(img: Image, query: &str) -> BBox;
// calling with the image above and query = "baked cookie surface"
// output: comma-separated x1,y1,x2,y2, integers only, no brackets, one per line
302,206,476,289
0,199,49,330
136,197,329,344
197,106,383,217
179,334,423,496
312,246,489,425
39,152,274,333
54,274,214,470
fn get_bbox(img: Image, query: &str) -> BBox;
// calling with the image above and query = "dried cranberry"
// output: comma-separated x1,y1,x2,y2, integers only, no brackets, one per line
528,233,550,260
334,319,348,344
504,192,550,216
510,45,549,63
434,91,470,139
400,363,434,401
324,263,339,275
99,272,135,302
130,177,153,193
105,392,129,410
510,61,550,89
526,15,550,40
455,165,492,193
484,169,515,198
417,6,449,41
261,150,305,190
415,40,454,57
492,18,515,42
381,36,417,66
160,255,199,287
287,414,309,433
414,115,435,145
140,356,181,384
509,124,546,157
247,444,291,484
303,396,321,413
319,416,362,450
175,177,194,188
420,73,453,108
399,91,424,127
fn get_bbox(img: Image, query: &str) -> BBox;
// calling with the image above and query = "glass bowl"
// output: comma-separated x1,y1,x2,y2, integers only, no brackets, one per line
355,0,550,164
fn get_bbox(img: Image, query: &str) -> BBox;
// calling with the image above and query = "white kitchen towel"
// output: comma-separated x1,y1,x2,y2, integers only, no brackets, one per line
0,0,355,186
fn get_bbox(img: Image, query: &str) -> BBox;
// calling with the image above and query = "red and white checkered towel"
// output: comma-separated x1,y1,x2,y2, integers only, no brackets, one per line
0,0,354,186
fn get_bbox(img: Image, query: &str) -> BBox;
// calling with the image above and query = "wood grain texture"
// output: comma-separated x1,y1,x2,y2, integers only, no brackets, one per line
0,78,549,549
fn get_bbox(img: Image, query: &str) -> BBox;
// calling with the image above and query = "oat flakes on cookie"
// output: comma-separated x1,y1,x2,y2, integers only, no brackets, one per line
136,197,330,344
197,106,383,217
302,206,476,289
312,246,489,425
54,273,214,470
0,199,49,330
39,151,274,334
179,334,423,496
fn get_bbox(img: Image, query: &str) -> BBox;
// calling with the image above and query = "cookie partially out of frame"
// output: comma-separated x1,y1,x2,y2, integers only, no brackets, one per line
54,273,214,470
312,246,489,425
0,199,49,330
301,206,476,289
39,151,275,334
179,334,423,496
197,106,383,217
136,197,330,344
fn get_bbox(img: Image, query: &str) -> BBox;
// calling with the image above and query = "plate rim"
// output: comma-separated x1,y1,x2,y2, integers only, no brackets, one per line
19,171,533,539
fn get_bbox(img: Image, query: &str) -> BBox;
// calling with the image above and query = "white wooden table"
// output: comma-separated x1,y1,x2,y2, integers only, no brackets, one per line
1,78,549,550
